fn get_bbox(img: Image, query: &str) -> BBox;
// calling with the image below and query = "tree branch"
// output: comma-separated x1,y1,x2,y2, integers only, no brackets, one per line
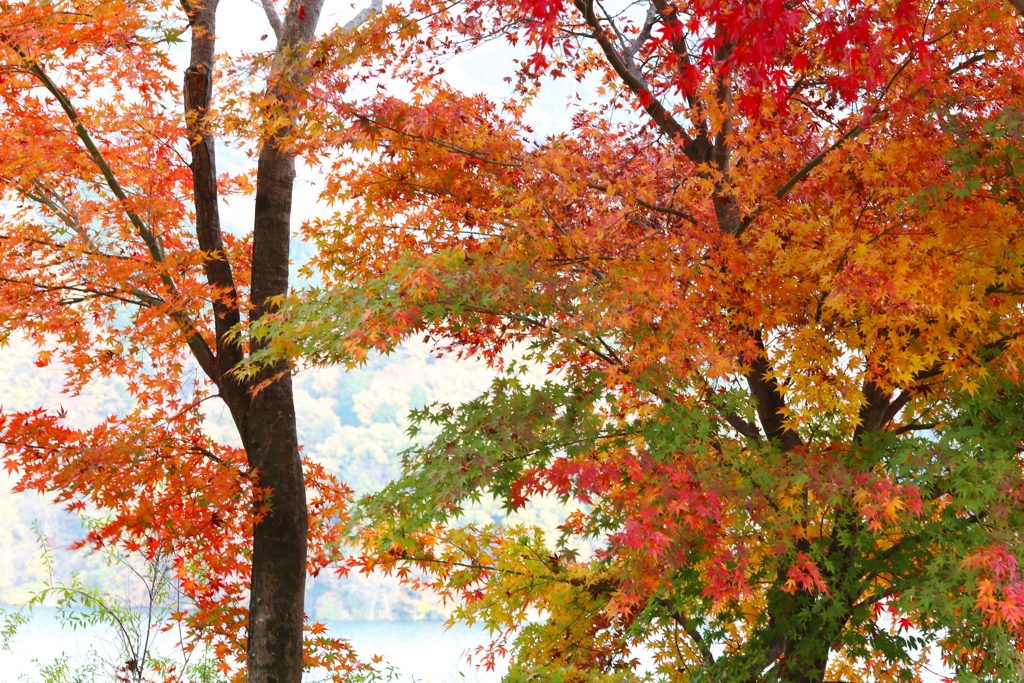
1,36,221,387
854,379,894,437
633,197,698,224
892,421,939,435
736,53,982,239
696,377,763,444
180,0,250,427
260,0,284,39
572,0,686,140
341,0,383,33
657,600,716,664
624,4,656,59
4,39,171,278
744,330,802,451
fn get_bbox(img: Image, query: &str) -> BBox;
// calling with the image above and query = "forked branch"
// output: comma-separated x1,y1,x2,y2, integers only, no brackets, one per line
1,36,220,386
261,0,284,39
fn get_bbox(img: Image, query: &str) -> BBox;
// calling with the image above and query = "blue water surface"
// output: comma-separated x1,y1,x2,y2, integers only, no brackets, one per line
0,608,504,683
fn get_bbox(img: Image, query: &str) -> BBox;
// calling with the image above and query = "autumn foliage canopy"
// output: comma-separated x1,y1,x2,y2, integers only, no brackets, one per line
1,0,1024,682
0,1,356,680
258,0,1024,680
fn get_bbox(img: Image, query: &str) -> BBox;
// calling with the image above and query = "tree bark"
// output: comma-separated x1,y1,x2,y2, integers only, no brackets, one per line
180,1,325,681
180,0,252,438
246,142,307,683
244,3,325,682
245,366,306,683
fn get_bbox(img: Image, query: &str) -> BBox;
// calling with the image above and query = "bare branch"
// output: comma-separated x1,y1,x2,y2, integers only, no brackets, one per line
624,4,657,59
342,0,384,33
572,0,687,140
260,0,284,39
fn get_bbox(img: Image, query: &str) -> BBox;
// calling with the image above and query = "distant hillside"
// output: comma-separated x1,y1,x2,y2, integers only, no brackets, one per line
0,337,567,621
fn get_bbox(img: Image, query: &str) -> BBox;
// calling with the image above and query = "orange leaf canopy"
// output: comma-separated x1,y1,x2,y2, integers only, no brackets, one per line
0,1,357,676
257,0,1024,679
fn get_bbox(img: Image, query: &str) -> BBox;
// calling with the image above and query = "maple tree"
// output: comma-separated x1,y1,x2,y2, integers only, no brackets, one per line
245,0,1024,680
0,1,376,681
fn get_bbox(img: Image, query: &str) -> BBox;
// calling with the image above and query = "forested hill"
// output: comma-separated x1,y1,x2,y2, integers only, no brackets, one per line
0,338,501,620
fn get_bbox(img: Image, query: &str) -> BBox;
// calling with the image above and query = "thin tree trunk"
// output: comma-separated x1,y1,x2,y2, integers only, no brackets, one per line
180,1,381,679
244,3,325,681
180,0,323,680
246,140,307,682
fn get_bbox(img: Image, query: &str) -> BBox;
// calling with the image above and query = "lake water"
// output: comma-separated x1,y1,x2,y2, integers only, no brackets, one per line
0,608,954,683
0,608,505,683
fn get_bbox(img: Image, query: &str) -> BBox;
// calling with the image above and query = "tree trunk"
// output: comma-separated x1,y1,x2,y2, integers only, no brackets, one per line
180,1,325,681
246,141,307,683
242,4,325,681
245,371,306,683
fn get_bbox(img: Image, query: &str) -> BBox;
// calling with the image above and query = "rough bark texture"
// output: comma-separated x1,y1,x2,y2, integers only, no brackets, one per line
246,142,306,683
244,3,325,682
180,1,325,682
181,0,252,438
